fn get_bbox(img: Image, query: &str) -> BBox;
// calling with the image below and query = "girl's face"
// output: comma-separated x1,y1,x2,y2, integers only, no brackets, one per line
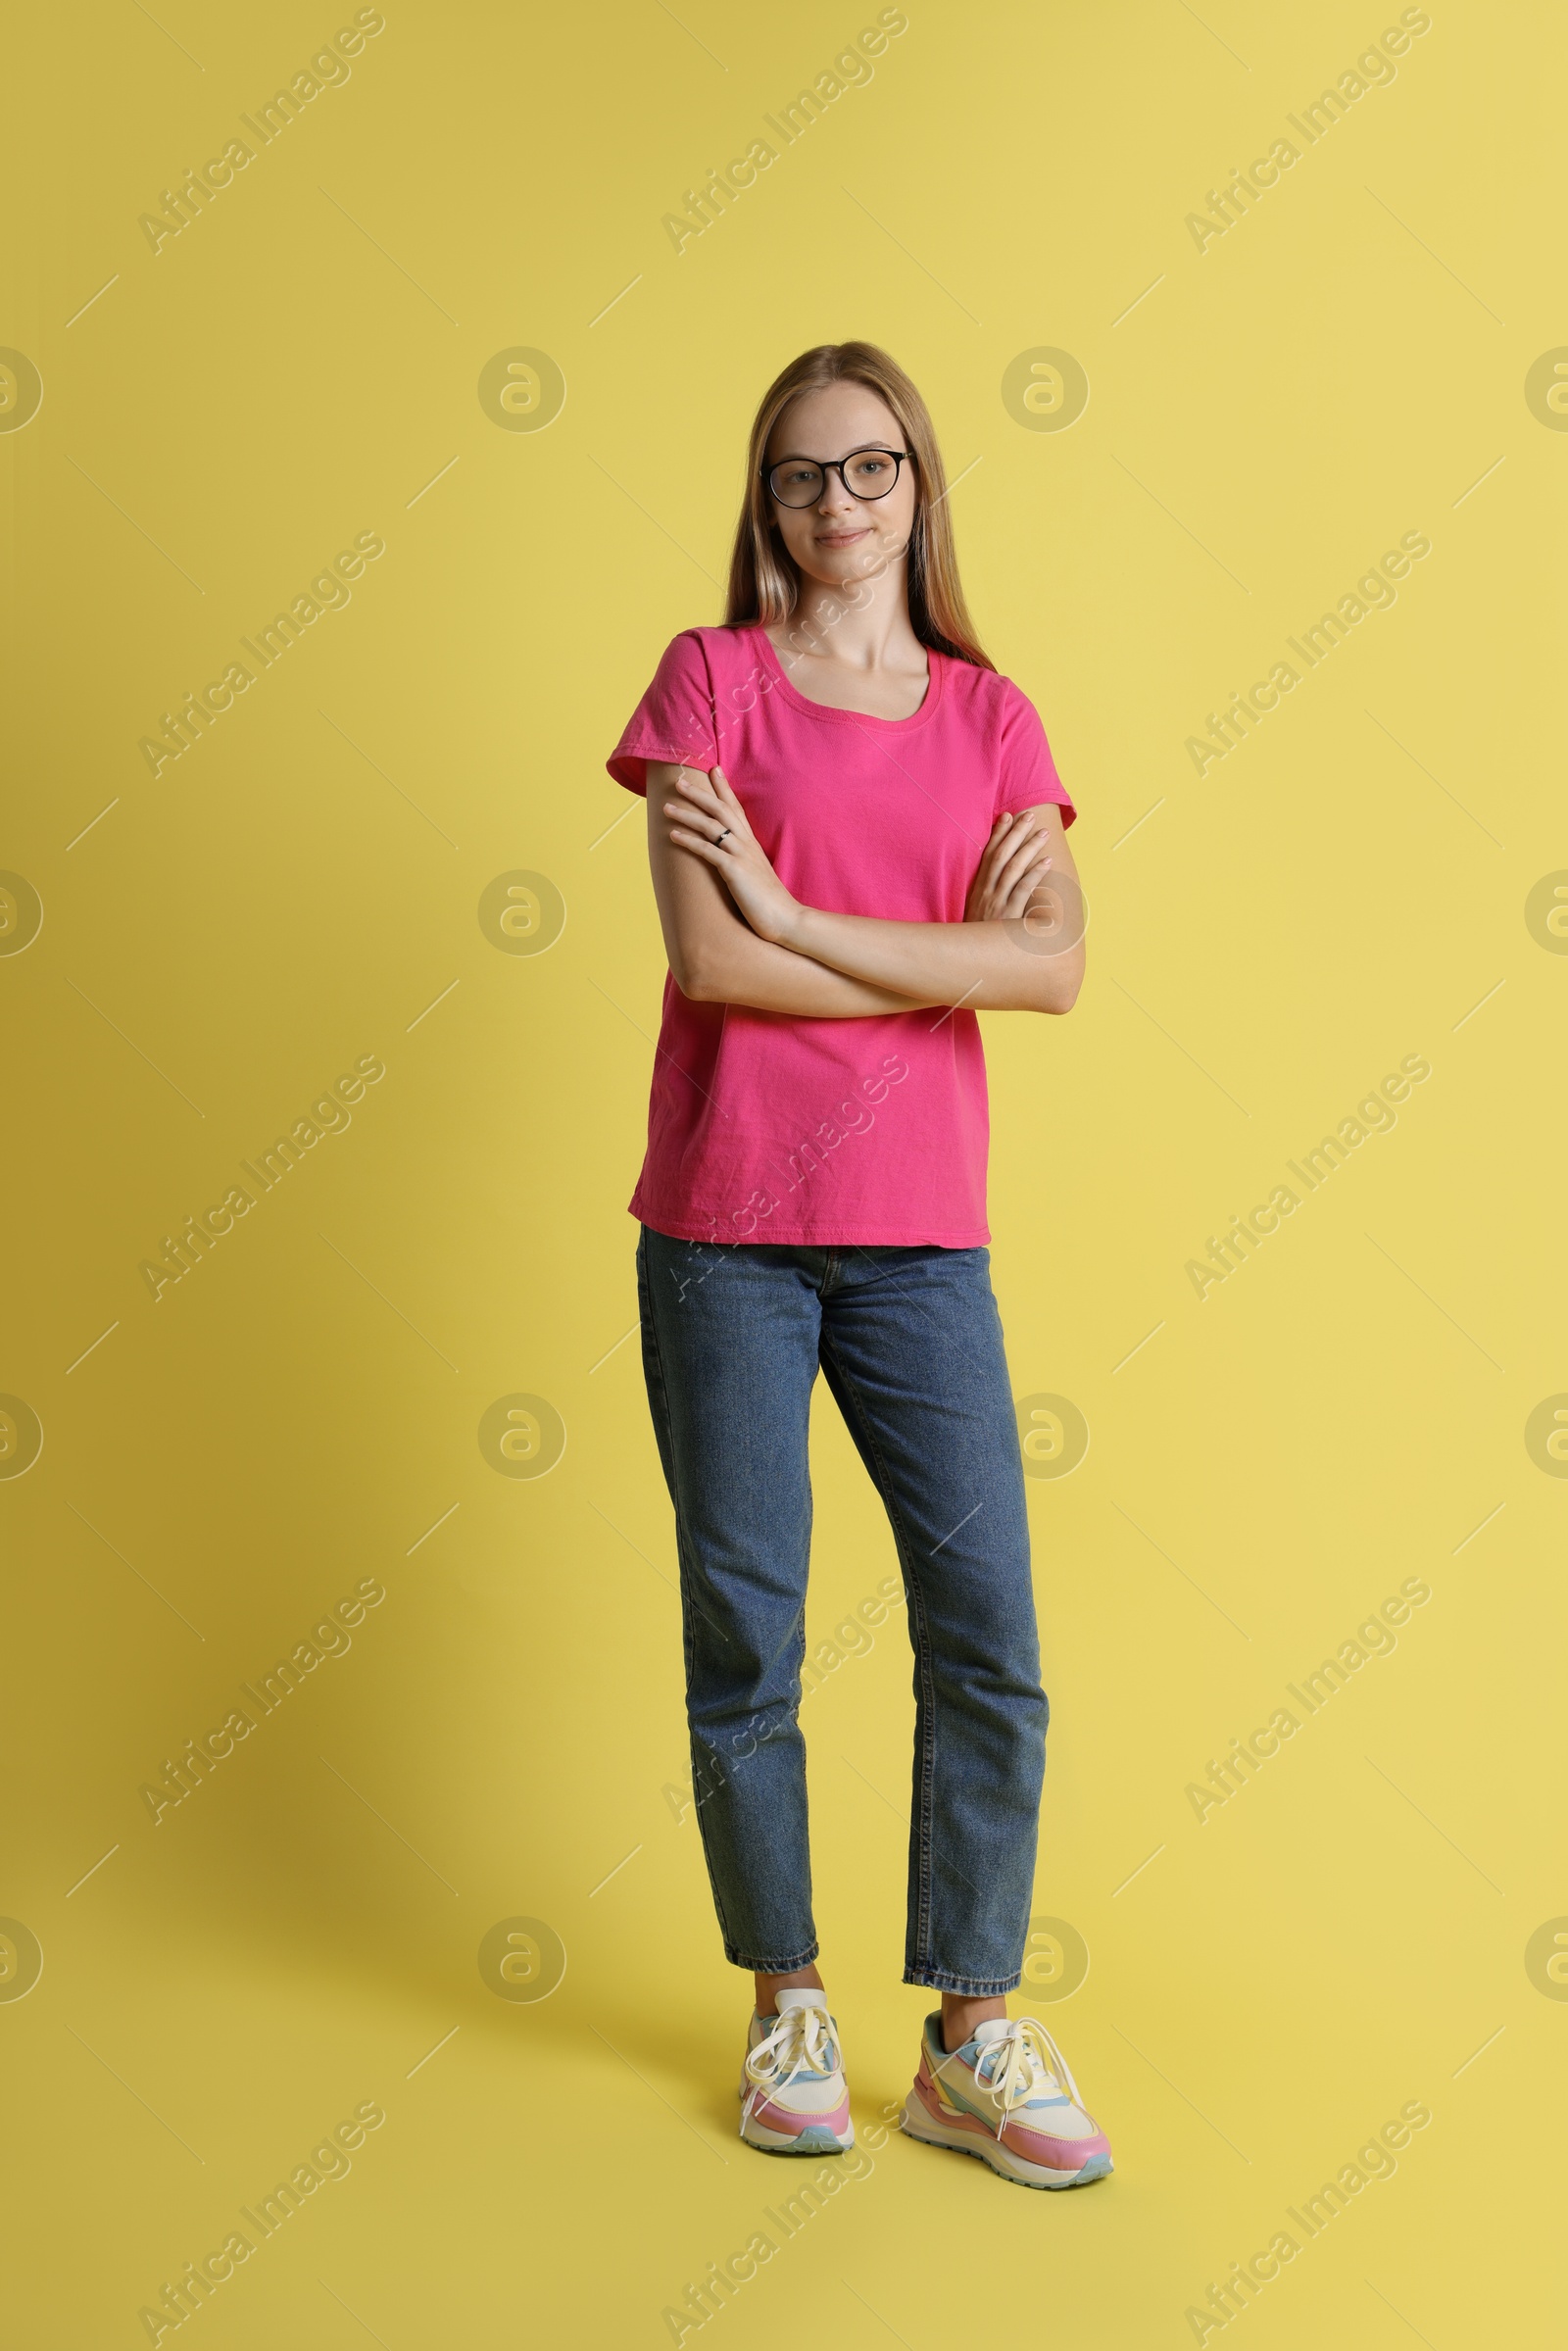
763,382,919,599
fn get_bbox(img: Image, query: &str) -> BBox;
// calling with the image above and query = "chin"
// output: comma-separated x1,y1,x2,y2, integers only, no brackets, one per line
817,544,887,579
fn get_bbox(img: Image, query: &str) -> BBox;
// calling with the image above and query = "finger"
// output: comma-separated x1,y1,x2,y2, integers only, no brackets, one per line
708,766,752,835
668,825,726,863
998,852,1052,908
662,804,727,845
991,819,1043,892
976,813,1022,888
689,773,747,843
667,799,733,837
676,772,723,816
1003,860,1054,919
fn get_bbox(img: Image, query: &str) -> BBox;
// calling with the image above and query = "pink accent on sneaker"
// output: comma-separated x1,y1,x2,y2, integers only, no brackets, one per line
911,2071,1110,2168
910,2073,947,2126
1004,2112,1112,2168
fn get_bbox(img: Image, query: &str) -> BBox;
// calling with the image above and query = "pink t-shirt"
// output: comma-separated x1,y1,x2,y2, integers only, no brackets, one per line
607,624,1074,1248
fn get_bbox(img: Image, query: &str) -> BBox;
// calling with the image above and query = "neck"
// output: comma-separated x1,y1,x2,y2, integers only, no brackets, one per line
775,557,924,675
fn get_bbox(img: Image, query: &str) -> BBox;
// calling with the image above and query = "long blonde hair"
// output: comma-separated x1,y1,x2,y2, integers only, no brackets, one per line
723,341,994,671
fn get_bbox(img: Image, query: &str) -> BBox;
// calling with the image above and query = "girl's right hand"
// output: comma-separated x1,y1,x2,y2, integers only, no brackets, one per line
964,811,1054,924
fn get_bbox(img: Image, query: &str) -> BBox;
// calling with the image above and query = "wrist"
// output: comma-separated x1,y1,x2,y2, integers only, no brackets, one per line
769,895,810,953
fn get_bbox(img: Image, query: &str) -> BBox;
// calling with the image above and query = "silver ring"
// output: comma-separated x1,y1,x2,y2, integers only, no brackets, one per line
714,827,731,846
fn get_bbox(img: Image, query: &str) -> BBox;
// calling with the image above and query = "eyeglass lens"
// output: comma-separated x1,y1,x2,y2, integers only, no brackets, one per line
767,452,905,507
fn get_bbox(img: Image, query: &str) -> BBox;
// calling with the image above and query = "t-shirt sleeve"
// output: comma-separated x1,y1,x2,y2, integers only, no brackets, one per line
606,630,720,795
994,678,1076,827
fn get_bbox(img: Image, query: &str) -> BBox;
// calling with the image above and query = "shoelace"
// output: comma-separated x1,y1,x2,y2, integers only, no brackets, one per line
935,2015,1084,2139
740,2004,838,2136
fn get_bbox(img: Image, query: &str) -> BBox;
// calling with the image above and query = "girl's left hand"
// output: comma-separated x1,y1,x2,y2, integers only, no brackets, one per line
663,766,801,948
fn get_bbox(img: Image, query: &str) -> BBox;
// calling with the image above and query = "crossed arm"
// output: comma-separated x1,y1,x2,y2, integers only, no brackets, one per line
645,762,1086,1018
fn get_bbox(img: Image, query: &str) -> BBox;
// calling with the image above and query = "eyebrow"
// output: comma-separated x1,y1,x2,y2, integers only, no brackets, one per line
769,442,899,462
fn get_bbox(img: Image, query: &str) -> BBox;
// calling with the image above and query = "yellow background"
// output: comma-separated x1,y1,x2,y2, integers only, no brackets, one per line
4,0,1564,2341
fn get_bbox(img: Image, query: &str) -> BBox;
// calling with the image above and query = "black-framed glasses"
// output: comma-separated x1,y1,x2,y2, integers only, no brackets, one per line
762,448,913,508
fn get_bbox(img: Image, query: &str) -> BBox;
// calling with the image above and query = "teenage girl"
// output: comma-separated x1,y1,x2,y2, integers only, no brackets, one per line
606,341,1111,2188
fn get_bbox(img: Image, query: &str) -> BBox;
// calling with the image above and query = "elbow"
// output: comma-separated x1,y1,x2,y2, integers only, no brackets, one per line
669,917,753,1004
670,946,720,1003
1035,953,1085,1015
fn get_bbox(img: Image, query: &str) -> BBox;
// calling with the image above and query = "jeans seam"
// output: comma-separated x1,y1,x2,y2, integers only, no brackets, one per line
816,1332,941,1978
639,1234,740,1957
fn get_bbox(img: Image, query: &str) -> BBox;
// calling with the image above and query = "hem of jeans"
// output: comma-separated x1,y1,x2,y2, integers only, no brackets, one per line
903,1967,1022,1995
725,1941,820,1973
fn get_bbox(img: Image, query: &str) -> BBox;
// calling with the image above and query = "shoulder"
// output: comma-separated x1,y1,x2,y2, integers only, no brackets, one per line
656,625,757,680
955,662,1075,820
940,658,1045,733
631,626,771,721
645,626,710,683
993,669,1045,726
609,630,738,790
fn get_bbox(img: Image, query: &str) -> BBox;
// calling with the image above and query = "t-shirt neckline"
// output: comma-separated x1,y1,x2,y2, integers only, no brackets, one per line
748,624,945,730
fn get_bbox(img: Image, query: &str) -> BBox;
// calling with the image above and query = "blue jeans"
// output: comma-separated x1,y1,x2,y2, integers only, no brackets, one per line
637,1228,1048,1994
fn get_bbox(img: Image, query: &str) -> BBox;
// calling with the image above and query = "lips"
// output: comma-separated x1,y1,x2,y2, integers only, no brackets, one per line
816,528,870,547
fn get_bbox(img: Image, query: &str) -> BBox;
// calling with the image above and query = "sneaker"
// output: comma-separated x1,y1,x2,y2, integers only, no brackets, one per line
738,1988,855,2156
902,2012,1112,2188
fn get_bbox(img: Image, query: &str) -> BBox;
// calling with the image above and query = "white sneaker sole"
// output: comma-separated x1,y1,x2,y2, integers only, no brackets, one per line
738,2080,855,2155
740,2112,857,2154
900,2093,1110,2189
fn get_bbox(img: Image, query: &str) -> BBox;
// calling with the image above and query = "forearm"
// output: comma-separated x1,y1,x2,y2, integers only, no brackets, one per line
786,905,1083,1014
686,915,939,1016
652,764,1081,1014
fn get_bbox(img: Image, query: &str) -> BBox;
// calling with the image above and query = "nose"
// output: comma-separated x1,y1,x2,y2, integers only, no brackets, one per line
814,465,859,514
